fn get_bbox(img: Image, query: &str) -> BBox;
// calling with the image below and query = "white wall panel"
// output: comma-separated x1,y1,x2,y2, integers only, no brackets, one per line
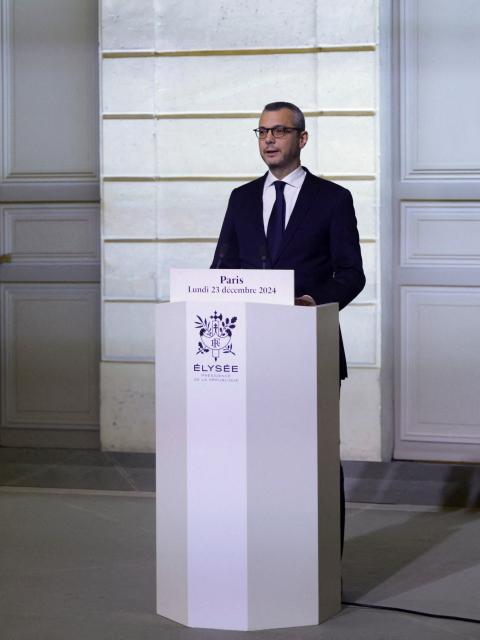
402,0,480,179
401,288,480,444
2,284,99,427
103,242,157,299
153,0,377,51
102,0,155,50
102,57,155,113
336,180,376,238
103,179,376,242
100,361,155,451
316,0,377,44
103,120,155,176
317,117,375,175
401,202,480,266
154,0,317,51
155,117,316,176
2,204,99,262
153,52,375,114
357,242,376,302
156,181,240,239
340,367,381,460
316,52,375,109
155,54,316,114
103,302,155,360
155,117,377,177
2,0,98,180
157,118,285,177
340,304,377,366
103,181,156,238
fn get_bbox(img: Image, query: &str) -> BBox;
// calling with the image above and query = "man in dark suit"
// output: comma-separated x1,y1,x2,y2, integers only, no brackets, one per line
211,101,365,552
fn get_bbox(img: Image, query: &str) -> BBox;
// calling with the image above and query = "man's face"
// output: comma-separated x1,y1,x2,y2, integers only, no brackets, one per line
258,108,308,178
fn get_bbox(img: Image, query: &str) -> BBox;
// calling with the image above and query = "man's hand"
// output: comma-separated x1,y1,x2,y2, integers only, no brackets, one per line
295,294,316,306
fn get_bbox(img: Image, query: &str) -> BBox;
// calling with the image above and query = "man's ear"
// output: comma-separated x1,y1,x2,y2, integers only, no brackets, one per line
300,131,308,149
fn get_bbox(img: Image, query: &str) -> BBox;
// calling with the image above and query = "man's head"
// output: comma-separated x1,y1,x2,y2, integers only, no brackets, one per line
256,102,308,179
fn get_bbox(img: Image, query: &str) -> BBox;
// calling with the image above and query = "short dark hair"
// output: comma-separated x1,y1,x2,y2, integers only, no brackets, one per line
262,101,305,131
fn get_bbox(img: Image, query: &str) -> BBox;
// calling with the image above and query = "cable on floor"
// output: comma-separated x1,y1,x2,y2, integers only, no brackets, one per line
341,601,480,625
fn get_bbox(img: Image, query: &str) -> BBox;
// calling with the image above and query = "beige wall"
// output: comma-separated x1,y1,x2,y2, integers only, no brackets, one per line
99,0,382,458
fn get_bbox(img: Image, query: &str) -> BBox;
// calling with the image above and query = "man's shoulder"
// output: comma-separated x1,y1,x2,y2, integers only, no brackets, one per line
305,170,351,198
226,175,265,211
229,169,352,200
231,174,266,195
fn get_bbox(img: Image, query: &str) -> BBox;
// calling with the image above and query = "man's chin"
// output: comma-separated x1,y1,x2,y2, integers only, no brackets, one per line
262,156,281,169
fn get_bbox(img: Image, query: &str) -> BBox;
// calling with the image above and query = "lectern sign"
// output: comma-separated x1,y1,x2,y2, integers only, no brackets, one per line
170,268,294,305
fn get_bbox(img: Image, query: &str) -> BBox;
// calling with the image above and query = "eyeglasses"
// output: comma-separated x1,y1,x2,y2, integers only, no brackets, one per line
253,126,303,139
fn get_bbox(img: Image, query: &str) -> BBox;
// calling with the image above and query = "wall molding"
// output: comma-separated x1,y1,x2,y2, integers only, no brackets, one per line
99,357,379,369
1,203,100,263
400,0,480,181
102,174,377,183
102,236,377,244
103,110,376,120
400,286,480,446
1,283,100,428
401,201,480,267
101,297,377,306
103,237,216,244
0,0,99,183
102,44,377,59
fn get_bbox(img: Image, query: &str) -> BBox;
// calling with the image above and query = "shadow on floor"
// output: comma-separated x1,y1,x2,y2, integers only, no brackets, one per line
343,505,480,604
344,459,480,509
0,448,155,492
442,466,480,510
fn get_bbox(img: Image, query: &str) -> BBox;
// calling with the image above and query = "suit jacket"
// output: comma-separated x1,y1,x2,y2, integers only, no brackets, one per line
211,167,366,379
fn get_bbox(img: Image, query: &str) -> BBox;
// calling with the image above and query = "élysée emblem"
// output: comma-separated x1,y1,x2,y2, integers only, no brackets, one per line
195,311,237,361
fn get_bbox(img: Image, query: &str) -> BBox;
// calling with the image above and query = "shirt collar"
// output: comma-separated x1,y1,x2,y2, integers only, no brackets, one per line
265,165,306,189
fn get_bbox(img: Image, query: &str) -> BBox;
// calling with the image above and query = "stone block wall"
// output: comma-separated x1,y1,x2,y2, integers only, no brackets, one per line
99,0,381,458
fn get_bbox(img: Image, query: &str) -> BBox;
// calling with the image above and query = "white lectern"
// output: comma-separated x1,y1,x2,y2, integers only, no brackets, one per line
155,300,340,631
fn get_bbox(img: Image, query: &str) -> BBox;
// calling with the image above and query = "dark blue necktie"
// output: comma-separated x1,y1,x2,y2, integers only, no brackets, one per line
267,181,286,262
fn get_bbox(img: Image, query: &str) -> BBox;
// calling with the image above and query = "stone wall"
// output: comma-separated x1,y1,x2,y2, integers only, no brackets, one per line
99,0,381,458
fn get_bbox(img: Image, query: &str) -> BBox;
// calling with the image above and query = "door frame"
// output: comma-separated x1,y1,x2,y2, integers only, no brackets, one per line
379,0,395,461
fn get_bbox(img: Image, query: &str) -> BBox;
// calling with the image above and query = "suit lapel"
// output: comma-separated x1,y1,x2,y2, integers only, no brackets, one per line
272,168,317,264
247,172,268,243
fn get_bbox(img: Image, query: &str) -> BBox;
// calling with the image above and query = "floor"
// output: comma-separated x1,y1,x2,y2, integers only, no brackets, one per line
1,449,479,639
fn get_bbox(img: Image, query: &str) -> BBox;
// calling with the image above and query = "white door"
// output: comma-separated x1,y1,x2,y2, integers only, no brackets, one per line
0,0,100,448
393,0,480,461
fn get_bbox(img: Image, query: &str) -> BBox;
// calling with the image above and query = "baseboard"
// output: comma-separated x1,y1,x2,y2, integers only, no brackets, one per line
0,428,100,450
343,460,480,509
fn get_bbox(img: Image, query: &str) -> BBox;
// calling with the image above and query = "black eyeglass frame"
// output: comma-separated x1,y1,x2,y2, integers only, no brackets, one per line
253,126,304,139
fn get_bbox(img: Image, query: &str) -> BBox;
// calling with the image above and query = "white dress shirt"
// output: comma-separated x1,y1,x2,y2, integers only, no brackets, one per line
262,165,307,234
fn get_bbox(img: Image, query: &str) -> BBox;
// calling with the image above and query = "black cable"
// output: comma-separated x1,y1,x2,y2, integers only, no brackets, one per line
342,601,480,625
